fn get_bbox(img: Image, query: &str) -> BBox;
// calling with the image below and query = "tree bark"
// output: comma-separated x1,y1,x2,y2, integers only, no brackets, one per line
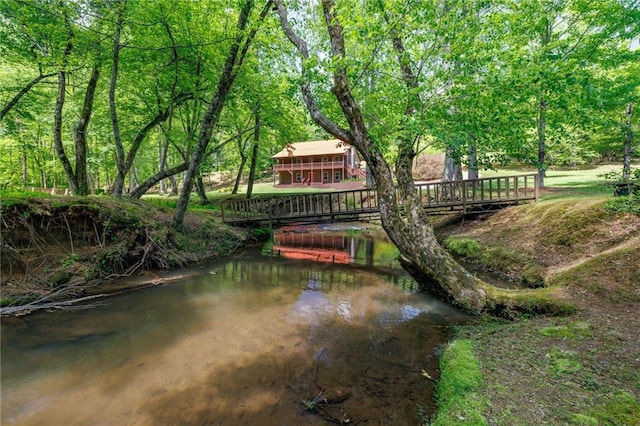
275,0,487,313
20,143,27,186
73,65,100,196
119,93,193,193
129,162,189,199
158,126,170,194
232,154,248,194
622,102,634,181
537,94,547,188
109,1,127,196
467,140,478,180
536,21,551,188
442,145,463,182
195,171,208,205
52,28,78,194
246,109,260,199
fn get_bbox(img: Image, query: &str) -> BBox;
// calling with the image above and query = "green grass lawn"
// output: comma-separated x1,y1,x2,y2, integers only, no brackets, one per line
481,164,624,200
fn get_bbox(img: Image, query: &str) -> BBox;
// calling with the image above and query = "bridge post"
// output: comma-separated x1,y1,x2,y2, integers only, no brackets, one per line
329,193,334,221
462,180,467,212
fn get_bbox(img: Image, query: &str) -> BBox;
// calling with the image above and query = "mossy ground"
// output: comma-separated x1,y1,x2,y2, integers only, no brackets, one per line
432,195,640,425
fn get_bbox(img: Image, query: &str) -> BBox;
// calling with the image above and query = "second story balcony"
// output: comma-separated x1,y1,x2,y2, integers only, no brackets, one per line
273,160,346,171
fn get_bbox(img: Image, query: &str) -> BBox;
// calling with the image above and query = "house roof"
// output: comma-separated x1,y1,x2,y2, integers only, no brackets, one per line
272,139,350,159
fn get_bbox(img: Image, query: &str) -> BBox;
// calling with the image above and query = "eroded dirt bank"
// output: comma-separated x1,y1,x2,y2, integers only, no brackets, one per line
1,196,250,313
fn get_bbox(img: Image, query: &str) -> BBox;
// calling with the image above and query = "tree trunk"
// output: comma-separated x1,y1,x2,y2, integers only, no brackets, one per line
622,102,634,181
158,126,171,194
537,94,547,188
53,73,78,194
20,143,27,187
110,1,127,196
123,94,193,192
442,145,463,182
232,154,247,194
73,64,100,196
129,161,188,199
246,109,260,199
467,140,478,180
195,170,208,205
536,22,551,189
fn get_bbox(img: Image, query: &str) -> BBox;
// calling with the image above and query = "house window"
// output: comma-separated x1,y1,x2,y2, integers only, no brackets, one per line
323,171,329,182
295,158,302,163
334,156,341,162
334,171,341,182
322,156,329,162
295,172,302,182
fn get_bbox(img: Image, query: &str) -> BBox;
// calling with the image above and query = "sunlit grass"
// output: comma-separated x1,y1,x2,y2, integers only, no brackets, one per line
481,164,625,200
431,339,488,426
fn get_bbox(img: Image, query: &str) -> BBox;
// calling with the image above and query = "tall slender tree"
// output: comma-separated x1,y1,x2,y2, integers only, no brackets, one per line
172,0,273,229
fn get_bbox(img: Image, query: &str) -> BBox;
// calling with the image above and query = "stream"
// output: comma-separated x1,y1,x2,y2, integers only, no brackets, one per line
1,224,470,425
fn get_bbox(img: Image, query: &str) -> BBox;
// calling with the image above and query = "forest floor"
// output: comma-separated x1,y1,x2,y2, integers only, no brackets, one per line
1,189,639,425
431,190,640,425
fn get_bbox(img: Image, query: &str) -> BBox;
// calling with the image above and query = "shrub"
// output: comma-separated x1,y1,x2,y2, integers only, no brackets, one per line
445,238,481,257
605,194,640,215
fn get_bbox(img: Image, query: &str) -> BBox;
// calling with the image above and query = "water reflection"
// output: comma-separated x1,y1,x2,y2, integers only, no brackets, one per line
1,225,469,425
266,225,391,267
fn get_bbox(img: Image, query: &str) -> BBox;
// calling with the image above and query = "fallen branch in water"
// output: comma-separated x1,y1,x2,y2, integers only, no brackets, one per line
0,283,108,317
300,389,353,424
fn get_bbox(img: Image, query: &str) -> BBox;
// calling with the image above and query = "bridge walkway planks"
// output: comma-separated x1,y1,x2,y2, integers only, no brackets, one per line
221,174,538,225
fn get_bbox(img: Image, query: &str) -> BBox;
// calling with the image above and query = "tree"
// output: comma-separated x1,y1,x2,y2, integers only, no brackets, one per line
50,2,103,195
274,0,488,312
499,0,640,186
172,0,273,229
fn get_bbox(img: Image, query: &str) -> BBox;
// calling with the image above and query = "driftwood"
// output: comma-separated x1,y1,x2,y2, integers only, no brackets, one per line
300,389,353,424
0,283,108,317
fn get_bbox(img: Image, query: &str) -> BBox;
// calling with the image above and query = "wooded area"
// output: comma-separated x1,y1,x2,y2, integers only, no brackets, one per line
1,0,638,311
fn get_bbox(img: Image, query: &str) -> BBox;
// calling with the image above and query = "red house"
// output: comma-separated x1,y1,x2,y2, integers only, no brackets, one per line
272,139,365,186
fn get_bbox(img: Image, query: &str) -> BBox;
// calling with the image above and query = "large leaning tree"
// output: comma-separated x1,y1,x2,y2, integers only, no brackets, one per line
273,0,495,313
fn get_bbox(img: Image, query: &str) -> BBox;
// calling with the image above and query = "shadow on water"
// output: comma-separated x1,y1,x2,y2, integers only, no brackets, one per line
1,224,470,425
140,295,459,425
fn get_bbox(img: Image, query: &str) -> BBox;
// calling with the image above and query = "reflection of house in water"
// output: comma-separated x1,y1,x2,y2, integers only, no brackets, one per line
273,231,374,265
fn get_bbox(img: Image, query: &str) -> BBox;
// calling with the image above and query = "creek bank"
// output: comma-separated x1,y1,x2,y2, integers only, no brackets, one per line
430,197,640,425
1,195,252,315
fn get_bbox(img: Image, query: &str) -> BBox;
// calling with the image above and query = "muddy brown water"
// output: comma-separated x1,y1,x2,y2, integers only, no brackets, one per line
1,224,470,425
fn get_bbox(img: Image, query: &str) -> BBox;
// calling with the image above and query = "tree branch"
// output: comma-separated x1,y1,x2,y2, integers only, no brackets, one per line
273,0,353,143
0,72,57,121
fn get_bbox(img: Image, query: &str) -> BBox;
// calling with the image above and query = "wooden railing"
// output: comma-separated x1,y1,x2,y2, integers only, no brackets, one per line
221,173,538,224
273,161,346,171
415,174,539,208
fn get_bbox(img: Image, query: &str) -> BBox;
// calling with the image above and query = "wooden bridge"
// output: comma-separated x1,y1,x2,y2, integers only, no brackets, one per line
221,173,538,225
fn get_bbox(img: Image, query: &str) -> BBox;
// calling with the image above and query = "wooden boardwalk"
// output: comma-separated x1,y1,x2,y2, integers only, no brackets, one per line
221,174,538,225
